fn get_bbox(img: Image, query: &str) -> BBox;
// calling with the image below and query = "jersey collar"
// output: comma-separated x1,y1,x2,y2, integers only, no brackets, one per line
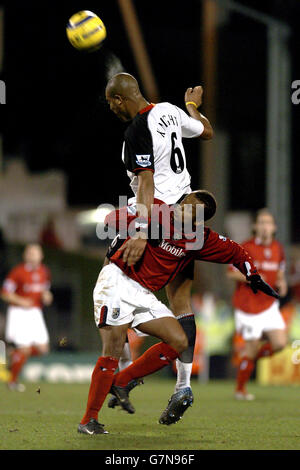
138,103,155,114
24,263,39,272
254,236,273,247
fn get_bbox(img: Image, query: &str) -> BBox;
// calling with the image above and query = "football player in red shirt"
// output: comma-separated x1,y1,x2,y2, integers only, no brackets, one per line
227,209,288,400
1,244,53,391
78,192,278,435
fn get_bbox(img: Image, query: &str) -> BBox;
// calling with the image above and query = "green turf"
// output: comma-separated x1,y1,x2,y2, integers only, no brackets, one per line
0,378,300,450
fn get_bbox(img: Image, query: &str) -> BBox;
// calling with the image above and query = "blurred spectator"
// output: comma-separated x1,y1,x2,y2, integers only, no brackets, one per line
39,217,62,249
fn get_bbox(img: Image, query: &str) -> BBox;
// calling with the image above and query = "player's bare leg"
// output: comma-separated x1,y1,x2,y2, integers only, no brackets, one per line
32,343,49,355
263,328,287,354
160,271,195,425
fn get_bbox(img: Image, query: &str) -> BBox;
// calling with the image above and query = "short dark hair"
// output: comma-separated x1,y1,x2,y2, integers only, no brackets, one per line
194,190,217,221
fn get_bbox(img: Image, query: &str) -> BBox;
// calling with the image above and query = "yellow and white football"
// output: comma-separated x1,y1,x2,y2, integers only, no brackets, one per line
66,10,107,52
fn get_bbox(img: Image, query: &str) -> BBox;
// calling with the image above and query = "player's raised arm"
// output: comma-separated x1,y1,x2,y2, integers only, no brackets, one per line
136,169,155,219
183,86,213,140
120,170,154,266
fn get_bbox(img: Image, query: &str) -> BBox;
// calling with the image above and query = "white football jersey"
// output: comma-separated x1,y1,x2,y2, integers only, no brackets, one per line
122,102,204,205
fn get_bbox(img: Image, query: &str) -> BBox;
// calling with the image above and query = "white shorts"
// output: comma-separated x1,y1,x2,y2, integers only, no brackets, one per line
93,263,174,330
235,301,286,341
5,306,49,347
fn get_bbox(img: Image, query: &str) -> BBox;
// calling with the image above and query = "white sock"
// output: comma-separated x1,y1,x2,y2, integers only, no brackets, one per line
118,342,132,370
174,359,193,392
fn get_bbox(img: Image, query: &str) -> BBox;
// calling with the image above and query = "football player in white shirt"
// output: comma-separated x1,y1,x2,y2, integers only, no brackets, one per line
105,73,213,424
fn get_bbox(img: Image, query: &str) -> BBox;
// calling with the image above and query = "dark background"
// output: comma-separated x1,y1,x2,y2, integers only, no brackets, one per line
0,0,299,237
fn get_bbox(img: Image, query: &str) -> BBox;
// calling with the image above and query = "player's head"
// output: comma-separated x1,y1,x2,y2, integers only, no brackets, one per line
175,190,217,226
192,190,217,221
253,208,276,241
105,73,144,121
23,244,43,267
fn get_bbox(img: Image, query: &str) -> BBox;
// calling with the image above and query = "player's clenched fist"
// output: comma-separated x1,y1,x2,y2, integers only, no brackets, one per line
247,274,280,299
185,86,203,108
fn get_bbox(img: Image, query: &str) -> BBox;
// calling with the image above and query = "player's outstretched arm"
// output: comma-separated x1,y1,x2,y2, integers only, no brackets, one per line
184,86,213,140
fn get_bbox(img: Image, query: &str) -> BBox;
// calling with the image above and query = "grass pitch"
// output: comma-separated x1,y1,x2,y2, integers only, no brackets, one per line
0,378,299,450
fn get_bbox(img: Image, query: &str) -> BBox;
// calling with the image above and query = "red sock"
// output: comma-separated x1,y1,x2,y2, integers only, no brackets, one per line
30,346,41,357
236,356,255,393
113,342,179,387
10,349,28,383
80,356,118,425
256,343,273,360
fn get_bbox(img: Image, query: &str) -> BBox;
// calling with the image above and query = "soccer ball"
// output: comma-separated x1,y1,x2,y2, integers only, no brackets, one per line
66,10,107,52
